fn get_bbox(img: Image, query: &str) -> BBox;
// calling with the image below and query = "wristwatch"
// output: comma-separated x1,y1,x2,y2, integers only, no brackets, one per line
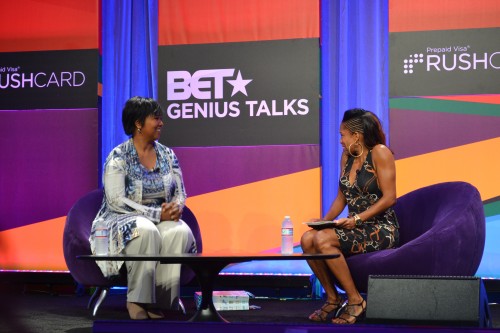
353,214,363,227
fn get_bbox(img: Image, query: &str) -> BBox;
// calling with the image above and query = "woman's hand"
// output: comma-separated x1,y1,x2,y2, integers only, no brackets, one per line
334,217,356,229
161,202,182,221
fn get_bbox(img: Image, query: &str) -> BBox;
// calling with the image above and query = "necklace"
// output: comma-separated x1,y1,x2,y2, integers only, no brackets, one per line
353,153,367,174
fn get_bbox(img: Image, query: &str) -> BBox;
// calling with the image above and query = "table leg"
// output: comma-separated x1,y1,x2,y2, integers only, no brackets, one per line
186,261,229,322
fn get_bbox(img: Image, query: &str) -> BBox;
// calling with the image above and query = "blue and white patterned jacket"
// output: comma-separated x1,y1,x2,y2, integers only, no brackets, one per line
89,138,187,277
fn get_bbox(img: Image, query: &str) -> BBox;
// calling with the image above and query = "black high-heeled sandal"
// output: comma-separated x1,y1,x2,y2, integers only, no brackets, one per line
332,299,366,325
308,296,346,322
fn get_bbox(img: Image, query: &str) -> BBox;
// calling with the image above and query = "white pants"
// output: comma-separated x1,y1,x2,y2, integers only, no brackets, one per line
123,216,195,309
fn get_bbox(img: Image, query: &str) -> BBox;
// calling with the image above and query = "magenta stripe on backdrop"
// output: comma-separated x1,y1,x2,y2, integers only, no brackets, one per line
174,145,320,197
390,108,500,159
0,109,99,231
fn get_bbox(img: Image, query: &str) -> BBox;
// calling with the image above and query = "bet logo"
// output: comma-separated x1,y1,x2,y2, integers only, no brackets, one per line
167,69,252,100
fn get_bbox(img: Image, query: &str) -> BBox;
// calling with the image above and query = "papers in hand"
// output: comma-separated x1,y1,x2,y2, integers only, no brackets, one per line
303,221,338,230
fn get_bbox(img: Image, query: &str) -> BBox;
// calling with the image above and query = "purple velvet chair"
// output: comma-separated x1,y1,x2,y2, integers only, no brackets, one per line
346,181,486,294
63,189,203,316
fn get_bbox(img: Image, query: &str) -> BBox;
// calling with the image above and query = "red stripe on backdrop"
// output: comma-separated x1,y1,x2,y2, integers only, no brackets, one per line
389,0,500,32
0,0,98,52
159,0,319,45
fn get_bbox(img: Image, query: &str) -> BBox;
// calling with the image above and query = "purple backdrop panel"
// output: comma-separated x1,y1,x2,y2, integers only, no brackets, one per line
390,108,500,159
174,145,320,196
0,109,98,231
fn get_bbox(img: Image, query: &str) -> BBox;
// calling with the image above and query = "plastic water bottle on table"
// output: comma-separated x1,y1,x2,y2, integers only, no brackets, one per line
94,218,109,255
281,215,294,254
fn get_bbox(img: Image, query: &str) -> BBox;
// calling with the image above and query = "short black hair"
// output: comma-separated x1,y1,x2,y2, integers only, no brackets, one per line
121,96,164,136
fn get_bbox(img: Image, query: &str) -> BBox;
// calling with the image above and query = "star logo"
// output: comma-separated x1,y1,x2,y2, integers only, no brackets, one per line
227,71,252,97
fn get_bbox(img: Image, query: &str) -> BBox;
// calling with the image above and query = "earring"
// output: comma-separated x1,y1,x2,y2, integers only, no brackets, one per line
137,128,142,134
348,141,363,158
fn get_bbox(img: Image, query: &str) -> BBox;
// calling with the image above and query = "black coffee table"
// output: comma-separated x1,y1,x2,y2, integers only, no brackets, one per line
78,253,339,322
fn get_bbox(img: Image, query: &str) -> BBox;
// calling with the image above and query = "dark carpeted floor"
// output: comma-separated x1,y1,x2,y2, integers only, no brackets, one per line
1,282,499,333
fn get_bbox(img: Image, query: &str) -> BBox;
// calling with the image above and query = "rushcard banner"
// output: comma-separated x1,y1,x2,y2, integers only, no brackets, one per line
390,28,500,97
0,49,98,110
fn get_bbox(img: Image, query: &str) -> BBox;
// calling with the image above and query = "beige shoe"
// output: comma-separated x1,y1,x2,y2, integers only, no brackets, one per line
126,302,148,320
147,309,165,319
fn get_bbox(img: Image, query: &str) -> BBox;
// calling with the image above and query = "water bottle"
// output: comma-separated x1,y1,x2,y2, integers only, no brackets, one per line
281,216,294,254
94,218,109,255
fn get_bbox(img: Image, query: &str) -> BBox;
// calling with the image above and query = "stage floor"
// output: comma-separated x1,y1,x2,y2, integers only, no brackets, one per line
1,283,499,333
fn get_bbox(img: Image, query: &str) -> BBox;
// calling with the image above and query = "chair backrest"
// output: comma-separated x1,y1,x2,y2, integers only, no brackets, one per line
182,205,203,253
346,181,486,293
392,181,485,275
63,189,110,286
394,181,485,248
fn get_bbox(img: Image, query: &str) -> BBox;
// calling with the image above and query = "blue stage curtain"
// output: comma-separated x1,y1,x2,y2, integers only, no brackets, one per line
100,0,158,180
320,0,389,216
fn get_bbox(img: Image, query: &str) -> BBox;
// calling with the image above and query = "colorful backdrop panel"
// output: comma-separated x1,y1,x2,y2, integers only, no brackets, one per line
389,0,500,278
159,0,320,275
0,0,98,272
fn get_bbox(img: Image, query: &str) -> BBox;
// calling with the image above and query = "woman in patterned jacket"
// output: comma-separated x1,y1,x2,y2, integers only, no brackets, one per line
89,96,197,320
301,108,399,325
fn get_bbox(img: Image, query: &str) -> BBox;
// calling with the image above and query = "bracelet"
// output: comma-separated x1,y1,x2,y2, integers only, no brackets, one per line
353,214,363,227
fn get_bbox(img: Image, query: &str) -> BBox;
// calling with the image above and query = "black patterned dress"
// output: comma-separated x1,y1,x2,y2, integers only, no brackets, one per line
335,150,399,256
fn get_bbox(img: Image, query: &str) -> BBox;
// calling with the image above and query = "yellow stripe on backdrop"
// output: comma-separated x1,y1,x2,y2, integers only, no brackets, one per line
185,168,321,254
395,137,500,200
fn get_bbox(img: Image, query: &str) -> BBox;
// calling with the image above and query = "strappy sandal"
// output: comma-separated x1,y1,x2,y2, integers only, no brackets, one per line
332,299,366,325
308,296,346,322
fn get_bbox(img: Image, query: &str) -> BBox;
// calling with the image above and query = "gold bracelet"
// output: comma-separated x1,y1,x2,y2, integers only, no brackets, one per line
353,214,363,227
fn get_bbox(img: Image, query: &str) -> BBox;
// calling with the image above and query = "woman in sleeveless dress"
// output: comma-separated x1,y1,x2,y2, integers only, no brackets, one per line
301,108,399,324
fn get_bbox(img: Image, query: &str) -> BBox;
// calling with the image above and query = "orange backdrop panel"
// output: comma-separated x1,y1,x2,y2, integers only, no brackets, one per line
0,0,98,52
185,168,321,253
0,217,67,271
395,137,500,200
159,0,319,45
389,0,500,32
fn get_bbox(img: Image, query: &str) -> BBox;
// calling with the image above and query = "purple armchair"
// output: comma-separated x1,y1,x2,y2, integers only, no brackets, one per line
346,181,485,294
62,189,203,315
